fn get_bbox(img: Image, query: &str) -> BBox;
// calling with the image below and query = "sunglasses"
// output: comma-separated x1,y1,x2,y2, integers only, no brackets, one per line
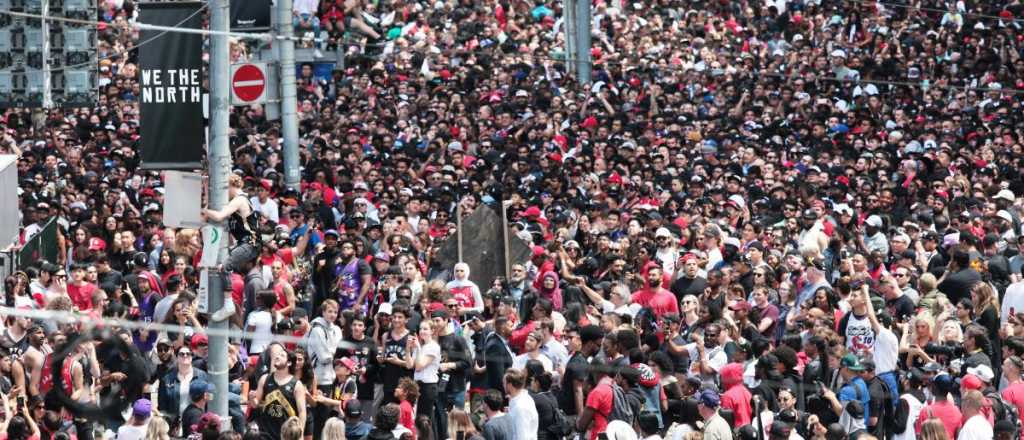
178,351,193,358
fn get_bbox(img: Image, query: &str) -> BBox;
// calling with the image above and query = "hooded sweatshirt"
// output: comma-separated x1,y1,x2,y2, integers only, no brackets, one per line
720,363,753,426
307,316,343,386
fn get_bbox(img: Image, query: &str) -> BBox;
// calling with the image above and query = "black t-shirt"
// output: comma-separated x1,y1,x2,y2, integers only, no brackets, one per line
338,335,377,401
181,403,204,437
670,276,708,302
531,390,560,440
559,352,588,415
110,250,133,274
437,331,471,392
97,269,124,291
378,330,413,401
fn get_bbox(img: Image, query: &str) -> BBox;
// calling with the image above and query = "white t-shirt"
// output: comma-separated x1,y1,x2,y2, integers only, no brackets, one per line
957,414,992,440
509,391,540,440
1002,281,1024,325
513,352,554,373
413,341,441,383
116,422,149,440
250,196,280,224
685,343,727,379
245,310,275,354
872,327,899,373
602,300,641,318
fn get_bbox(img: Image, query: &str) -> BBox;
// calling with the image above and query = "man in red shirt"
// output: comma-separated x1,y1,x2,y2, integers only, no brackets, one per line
67,263,97,311
914,374,961,439
631,266,679,319
1000,356,1024,424
577,358,615,440
720,362,752,426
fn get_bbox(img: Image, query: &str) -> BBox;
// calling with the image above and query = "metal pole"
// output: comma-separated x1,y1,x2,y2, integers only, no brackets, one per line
207,0,231,431
564,0,576,77
278,0,301,191
497,201,509,278
42,0,51,108
456,202,463,264
575,0,592,84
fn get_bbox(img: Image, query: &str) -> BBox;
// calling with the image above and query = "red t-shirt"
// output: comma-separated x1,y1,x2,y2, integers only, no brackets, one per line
585,377,615,440
1002,382,1024,424
915,400,962,439
260,248,296,267
67,282,96,311
630,288,679,318
399,399,417,439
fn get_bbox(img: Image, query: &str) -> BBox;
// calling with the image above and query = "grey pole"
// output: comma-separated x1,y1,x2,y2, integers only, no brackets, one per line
279,0,301,191
42,0,52,108
575,0,592,84
564,0,576,77
207,0,231,430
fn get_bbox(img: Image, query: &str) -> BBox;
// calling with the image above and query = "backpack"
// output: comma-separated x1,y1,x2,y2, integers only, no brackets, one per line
872,377,896,436
986,391,1021,436
606,383,635,425
543,392,573,438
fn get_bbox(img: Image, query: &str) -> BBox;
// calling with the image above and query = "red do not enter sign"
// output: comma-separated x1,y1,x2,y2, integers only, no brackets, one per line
232,64,266,103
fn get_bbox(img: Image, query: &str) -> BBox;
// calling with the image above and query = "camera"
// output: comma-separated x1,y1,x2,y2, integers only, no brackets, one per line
275,318,295,333
923,341,964,359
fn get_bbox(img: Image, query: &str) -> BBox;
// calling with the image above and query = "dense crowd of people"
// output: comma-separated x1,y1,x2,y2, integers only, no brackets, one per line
3,0,1024,439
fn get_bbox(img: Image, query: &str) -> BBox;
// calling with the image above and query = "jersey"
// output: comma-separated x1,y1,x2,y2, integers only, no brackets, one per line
258,376,299,439
336,260,363,311
841,312,875,356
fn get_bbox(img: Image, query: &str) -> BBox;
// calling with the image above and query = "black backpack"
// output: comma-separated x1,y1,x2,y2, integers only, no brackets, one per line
606,383,636,425
872,376,896,436
987,391,1021,436
543,391,573,438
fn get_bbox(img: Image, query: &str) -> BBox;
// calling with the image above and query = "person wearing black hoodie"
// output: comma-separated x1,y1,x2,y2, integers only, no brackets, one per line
775,345,807,413
750,353,782,413
431,308,472,440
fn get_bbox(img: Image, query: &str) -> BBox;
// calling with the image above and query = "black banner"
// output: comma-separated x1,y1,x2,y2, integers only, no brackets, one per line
18,219,58,270
231,0,272,31
435,205,532,290
138,2,205,170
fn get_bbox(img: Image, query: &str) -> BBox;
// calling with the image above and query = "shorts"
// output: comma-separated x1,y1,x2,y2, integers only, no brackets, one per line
226,242,261,273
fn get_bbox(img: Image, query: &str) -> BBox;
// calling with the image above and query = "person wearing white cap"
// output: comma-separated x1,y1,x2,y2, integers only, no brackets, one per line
862,215,889,256
654,227,679,278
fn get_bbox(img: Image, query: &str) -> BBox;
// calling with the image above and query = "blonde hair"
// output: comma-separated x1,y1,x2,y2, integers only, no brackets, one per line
322,417,347,440
447,409,478,439
918,418,950,440
971,283,1000,319
281,417,303,440
229,173,244,189
174,228,200,257
913,311,935,340
144,415,170,440
938,319,963,343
